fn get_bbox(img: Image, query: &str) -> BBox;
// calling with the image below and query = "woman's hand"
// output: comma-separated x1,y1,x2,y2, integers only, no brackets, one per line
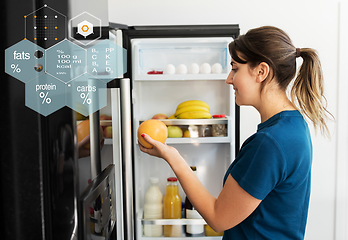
138,133,180,162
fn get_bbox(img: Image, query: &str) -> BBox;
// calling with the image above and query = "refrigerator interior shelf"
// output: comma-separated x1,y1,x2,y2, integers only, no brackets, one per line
140,118,228,126
165,136,230,144
76,120,112,126
134,73,228,81
142,218,207,226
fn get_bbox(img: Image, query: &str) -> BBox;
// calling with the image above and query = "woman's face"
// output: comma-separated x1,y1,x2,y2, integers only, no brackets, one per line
226,59,260,107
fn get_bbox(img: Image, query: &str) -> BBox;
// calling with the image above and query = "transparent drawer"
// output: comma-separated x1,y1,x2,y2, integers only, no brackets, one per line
132,38,232,80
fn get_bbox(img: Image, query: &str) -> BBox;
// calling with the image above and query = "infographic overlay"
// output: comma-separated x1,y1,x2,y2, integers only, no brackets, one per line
5,5,127,116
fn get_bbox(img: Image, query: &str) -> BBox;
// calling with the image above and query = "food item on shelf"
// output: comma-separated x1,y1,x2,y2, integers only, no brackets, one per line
104,126,112,138
76,111,87,121
152,113,168,119
174,105,209,117
204,225,224,236
200,63,211,74
174,100,212,119
147,70,163,74
167,126,183,138
165,64,176,74
75,103,88,119
100,114,112,120
77,120,104,149
211,63,223,74
176,100,210,111
188,63,200,74
143,177,163,237
168,114,176,119
183,130,191,138
212,124,227,137
185,166,204,237
137,119,168,149
176,64,188,74
177,111,212,119
163,177,182,237
212,114,226,118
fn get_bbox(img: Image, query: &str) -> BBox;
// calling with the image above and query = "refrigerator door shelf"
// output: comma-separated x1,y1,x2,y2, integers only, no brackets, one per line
134,73,229,82
142,219,207,226
136,210,221,240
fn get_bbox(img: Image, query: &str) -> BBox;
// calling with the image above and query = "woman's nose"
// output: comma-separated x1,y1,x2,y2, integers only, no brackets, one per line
226,71,233,84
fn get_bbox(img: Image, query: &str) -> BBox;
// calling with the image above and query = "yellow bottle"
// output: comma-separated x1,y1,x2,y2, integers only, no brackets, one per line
163,177,182,237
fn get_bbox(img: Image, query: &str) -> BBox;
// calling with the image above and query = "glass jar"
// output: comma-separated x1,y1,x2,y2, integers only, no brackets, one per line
163,177,182,237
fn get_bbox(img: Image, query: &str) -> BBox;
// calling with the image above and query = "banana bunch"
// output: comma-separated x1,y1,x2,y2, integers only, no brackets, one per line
173,100,212,119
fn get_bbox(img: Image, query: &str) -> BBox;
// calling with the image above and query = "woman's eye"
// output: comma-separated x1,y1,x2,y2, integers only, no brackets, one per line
232,68,238,72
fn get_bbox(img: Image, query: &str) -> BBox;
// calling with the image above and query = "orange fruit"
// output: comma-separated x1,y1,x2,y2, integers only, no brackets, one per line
77,120,104,149
137,119,168,148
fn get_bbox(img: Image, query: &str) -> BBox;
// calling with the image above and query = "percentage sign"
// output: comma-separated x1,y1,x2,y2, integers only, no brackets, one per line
39,92,51,104
11,64,21,73
80,93,91,104
57,50,64,54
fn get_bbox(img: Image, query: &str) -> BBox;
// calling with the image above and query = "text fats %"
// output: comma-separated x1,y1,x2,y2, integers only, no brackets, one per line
11,64,21,73
39,92,51,104
80,93,91,104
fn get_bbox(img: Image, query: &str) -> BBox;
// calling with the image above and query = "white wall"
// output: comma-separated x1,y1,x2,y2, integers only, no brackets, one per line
108,1,346,239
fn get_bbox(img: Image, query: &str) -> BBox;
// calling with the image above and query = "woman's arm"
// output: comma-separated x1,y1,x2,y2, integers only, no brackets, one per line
139,133,261,232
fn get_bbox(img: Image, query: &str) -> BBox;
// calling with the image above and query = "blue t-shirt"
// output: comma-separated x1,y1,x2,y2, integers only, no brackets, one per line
223,110,312,240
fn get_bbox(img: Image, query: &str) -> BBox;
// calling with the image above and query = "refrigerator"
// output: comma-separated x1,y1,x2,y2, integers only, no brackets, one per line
106,24,240,240
1,0,239,237
1,0,117,239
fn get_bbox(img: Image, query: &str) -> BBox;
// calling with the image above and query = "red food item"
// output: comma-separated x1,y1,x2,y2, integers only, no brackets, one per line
147,70,163,74
212,114,226,118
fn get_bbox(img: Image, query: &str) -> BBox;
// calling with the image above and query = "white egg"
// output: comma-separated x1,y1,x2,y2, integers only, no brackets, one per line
200,63,211,74
188,63,200,74
165,64,175,74
176,64,188,74
211,63,223,74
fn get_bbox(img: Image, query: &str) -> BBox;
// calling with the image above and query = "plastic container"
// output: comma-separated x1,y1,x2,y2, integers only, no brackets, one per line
143,177,163,237
163,177,182,237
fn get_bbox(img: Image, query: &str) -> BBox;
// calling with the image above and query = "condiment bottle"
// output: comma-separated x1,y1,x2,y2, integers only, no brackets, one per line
185,166,204,236
143,177,163,237
163,177,182,237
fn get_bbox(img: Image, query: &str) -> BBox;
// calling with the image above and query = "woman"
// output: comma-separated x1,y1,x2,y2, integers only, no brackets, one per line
139,26,331,240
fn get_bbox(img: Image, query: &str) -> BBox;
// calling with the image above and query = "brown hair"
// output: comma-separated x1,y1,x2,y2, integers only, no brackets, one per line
229,26,332,137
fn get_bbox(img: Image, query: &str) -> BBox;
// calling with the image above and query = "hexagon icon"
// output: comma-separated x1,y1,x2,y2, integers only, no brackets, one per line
25,73,66,116
87,39,127,82
5,40,45,83
69,12,101,46
46,39,86,83
77,20,93,38
66,73,107,116
24,4,66,48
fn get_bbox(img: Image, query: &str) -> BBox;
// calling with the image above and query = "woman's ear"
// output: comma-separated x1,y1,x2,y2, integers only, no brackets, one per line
255,62,270,83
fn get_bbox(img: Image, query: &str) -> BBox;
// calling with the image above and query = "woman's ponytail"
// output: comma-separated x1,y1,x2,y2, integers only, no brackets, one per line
291,48,332,137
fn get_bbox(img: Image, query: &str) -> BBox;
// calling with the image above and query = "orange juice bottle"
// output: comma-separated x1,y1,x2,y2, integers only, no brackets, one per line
163,177,182,237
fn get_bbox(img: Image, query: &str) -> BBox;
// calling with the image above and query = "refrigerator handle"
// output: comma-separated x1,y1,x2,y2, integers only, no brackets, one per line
120,78,134,240
89,111,102,179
